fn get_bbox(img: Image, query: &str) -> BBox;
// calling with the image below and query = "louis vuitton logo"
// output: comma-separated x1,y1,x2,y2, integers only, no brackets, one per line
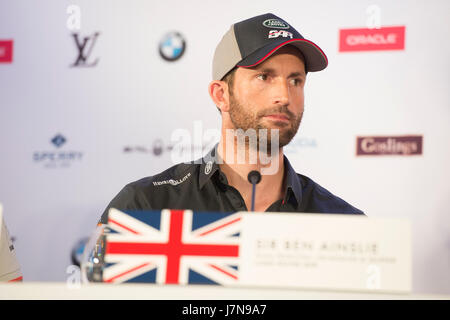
71,32,100,67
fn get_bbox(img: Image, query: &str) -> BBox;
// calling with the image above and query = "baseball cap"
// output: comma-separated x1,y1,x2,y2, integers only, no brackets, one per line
212,13,328,81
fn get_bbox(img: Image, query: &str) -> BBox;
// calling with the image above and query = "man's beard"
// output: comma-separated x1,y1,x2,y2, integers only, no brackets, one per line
228,94,303,152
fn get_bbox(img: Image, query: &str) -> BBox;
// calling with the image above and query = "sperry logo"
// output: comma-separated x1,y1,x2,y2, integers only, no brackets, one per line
268,30,293,39
51,134,67,148
263,19,290,29
33,134,83,168
356,136,423,156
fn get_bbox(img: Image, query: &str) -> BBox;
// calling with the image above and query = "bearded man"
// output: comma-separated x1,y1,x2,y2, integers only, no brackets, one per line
99,13,363,224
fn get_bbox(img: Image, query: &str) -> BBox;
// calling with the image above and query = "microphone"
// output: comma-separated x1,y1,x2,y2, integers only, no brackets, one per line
247,170,262,212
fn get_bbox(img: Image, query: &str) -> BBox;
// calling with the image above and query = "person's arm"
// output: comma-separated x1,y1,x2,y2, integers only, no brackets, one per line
98,183,151,225
0,216,22,282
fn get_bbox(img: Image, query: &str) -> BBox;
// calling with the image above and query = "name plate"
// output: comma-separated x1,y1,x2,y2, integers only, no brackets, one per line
97,209,411,293
239,212,411,293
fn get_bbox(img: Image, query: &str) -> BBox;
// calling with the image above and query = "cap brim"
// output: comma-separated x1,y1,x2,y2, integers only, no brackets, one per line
236,38,328,72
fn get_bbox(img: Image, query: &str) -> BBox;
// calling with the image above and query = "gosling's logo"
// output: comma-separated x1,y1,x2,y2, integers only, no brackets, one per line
262,19,290,29
356,135,423,156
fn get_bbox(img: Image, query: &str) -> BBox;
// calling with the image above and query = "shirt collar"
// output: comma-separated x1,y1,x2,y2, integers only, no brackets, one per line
198,144,221,189
198,145,303,206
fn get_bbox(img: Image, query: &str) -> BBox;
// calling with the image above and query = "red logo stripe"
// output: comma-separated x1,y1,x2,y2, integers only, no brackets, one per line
0,40,13,63
8,276,23,282
237,38,328,68
339,26,405,52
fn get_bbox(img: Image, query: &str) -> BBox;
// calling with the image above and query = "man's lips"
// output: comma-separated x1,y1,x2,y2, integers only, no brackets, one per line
263,114,290,122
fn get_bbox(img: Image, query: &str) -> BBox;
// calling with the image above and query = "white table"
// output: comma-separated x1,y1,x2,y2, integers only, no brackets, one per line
0,282,448,300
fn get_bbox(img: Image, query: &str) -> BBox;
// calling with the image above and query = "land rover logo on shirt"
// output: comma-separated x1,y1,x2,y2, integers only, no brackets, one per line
262,19,290,29
205,161,213,175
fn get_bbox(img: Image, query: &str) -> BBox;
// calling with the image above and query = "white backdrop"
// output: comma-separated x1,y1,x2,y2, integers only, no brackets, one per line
0,0,449,294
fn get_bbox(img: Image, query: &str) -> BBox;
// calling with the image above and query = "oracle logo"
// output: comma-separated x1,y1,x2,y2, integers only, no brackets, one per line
356,136,423,156
0,40,13,63
346,33,397,46
339,26,405,52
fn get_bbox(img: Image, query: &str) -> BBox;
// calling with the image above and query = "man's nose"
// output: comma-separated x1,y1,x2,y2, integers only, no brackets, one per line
272,79,290,106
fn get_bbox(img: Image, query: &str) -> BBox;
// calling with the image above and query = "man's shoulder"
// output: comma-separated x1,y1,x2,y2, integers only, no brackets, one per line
126,161,199,191
99,162,201,224
296,173,364,215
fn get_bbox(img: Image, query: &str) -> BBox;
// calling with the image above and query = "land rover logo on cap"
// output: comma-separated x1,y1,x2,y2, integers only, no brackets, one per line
205,161,213,175
262,19,290,29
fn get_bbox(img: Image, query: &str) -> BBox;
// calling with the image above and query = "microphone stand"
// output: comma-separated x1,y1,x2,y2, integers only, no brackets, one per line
247,170,262,212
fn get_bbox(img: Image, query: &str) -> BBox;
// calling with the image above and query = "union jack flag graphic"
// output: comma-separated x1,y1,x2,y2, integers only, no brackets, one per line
102,208,241,285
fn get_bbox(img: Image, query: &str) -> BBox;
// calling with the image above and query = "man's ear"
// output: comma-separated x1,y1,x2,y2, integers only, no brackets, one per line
208,80,230,113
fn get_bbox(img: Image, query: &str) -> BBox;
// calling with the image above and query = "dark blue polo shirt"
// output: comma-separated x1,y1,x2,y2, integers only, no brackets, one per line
100,146,364,224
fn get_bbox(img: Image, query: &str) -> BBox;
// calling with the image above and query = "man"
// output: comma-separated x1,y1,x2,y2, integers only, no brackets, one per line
0,204,23,282
99,13,363,224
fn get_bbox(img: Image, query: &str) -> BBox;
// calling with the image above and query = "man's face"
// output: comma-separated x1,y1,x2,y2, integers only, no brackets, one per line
227,45,306,149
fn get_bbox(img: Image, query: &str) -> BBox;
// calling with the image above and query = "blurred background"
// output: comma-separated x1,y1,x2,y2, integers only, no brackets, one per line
0,0,449,294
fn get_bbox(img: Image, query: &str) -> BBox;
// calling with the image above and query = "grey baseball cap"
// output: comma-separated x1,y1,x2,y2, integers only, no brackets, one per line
212,13,328,81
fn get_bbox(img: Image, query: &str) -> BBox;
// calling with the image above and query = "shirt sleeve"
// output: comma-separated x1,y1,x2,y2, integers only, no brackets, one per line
0,217,22,282
312,183,365,215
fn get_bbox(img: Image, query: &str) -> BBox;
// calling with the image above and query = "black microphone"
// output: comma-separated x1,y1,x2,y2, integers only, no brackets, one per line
247,170,262,212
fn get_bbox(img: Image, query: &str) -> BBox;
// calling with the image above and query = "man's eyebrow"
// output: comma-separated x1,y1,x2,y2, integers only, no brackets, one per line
253,68,306,78
288,71,306,78
255,68,276,74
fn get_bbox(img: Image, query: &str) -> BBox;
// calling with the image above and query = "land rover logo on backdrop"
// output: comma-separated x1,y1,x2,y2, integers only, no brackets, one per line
71,32,100,67
356,135,423,156
159,32,186,61
262,19,290,29
33,134,83,168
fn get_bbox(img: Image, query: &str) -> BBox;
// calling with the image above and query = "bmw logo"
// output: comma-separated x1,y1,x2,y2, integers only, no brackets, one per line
159,31,186,62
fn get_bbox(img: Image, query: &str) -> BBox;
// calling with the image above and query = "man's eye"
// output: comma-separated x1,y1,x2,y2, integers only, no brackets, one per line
290,78,302,86
257,74,268,81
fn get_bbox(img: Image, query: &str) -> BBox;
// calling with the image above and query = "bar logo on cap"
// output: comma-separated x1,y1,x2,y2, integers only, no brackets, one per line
262,19,290,29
